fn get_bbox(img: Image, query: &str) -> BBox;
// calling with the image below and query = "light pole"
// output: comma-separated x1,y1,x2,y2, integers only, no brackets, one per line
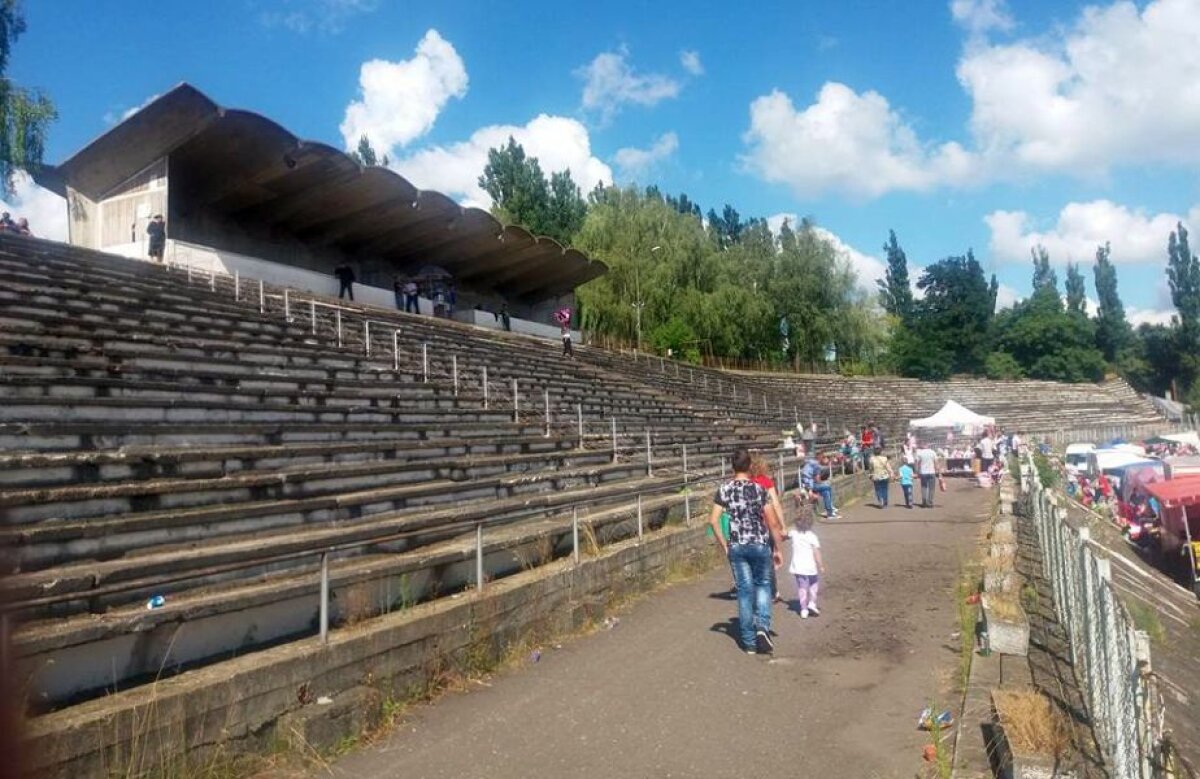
633,245,660,351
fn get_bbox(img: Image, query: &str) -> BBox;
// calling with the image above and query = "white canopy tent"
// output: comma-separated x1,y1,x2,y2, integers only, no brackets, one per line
909,401,995,436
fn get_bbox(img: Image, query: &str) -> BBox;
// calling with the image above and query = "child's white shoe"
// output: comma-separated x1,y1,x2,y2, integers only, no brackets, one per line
808,604,821,616
800,608,810,619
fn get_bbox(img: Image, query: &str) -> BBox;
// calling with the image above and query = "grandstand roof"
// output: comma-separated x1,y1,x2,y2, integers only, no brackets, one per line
37,83,606,302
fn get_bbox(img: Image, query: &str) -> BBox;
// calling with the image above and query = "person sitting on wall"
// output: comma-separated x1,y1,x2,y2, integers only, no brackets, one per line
146,214,166,262
0,212,14,232
14,217,31,236
334,263,355,300
500,304,511,332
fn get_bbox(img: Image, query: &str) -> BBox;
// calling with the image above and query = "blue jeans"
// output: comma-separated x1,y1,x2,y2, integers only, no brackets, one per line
810,482,835,516
920,474,936,506
901,483,913,507
728,543,774,649
873,478,889,506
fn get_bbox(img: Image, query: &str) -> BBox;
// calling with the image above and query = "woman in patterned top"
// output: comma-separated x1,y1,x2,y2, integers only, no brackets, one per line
709,449,784,655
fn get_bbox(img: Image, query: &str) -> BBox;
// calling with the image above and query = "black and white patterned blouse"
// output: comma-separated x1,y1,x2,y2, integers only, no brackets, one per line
714,479,771,546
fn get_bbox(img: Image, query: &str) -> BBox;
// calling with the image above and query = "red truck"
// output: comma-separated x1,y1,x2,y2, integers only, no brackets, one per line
1144,475,1200,598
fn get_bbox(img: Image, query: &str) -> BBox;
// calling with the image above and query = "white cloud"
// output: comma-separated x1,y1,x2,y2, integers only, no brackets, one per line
1128,307,1177,327
743,0,1200,200
814,227,889,293
766,212,799,237
679,50,704,76
994,283,1022,310
260,0,377,34
950,0,1014,36
103,93,161,125
340,29,468,158
985,200,1200,265
741,84,976,200
0,173,67,241
958,0,1200,175
392,114,612,210
577,47,680,123
613,132,678,181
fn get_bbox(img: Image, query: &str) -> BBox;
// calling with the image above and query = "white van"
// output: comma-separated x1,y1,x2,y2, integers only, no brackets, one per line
1064,443,1095,474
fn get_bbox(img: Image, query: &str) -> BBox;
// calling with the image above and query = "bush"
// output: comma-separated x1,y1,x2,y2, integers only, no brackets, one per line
984,351,1024,380
1032,451,1059,489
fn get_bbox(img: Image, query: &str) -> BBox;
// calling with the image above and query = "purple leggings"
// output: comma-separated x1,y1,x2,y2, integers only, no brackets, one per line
794,574,820,609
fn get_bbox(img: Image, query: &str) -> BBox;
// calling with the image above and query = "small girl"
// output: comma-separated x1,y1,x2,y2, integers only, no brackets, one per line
898,460,915,508
789,494,826,618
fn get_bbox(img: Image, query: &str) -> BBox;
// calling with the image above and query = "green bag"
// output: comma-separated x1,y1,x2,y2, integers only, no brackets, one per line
706,511,731,541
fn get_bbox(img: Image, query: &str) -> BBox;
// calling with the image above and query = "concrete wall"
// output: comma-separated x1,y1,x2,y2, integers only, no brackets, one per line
22,524,714,778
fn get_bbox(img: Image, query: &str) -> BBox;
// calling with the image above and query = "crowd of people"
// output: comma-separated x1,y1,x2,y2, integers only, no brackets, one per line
709,422,1018,654
1,211,34,236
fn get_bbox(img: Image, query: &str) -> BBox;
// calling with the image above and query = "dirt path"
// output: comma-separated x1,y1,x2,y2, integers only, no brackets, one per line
323,482,989,779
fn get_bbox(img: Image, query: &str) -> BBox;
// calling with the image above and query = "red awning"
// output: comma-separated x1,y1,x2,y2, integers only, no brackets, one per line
1144,476,1200,508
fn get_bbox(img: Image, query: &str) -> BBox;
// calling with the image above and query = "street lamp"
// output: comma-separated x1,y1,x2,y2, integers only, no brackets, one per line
633,245,660,352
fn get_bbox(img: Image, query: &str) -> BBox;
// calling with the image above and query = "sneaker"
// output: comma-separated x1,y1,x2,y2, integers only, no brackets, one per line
755,629,775,654
808,604,821,617
745,648,757,656
800,608,810,619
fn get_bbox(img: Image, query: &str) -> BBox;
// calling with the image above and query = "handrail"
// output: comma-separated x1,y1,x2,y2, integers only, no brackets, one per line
1,445,824,615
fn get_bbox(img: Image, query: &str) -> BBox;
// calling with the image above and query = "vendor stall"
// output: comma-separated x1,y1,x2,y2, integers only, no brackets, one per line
909,401,995,438
1143,476,1200,597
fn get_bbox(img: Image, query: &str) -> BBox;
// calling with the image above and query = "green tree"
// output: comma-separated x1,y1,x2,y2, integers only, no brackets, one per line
1092,242,1131,362
877,229,914,322
1168,223,1200,348
1029,245,1061,310
1064,261,1087,318
900,251,995,377
0,0,55,194
349,134,388,167
479,137,587,245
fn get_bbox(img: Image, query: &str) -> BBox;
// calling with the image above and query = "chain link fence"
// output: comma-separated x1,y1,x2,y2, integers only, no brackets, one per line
1021,452,1167,778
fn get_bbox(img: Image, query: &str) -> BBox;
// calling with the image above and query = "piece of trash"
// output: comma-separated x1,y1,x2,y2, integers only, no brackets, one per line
917,707,955,730
965,593,981,605
922,744,938,762
317,696,333,705
530,649,541,663
553,644,563,650
602,617,620,630
146,595,166,610
948,631,961,640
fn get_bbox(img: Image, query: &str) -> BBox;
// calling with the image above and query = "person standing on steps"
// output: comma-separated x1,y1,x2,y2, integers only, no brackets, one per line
869,447,893,508
146,214,166,263
709,448,784,655
915,440,940,508
334,263,355,300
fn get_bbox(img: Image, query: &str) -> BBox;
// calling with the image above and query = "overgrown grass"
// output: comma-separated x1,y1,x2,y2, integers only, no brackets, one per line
1125,598,1166,644
1032,451,1059,489
955,562,980,691
993,688,1072,758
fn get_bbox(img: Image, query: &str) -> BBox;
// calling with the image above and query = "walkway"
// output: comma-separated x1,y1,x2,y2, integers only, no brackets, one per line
324,482,990,779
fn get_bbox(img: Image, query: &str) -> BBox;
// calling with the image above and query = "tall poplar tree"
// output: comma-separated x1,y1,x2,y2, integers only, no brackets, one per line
877,229,914,322
1064,261,1087,318
1092,243,1130,362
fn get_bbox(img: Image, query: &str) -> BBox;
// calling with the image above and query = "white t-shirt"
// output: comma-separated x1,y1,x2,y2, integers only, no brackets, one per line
979,437,995,459
916,447,938,475
788,529,821,576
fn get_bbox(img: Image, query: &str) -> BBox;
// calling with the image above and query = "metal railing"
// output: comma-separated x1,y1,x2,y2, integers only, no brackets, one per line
1020,452,1167,777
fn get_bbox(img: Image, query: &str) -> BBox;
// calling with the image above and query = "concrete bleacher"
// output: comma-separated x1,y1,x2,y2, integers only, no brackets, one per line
731,372,1164,438
0,234,800,710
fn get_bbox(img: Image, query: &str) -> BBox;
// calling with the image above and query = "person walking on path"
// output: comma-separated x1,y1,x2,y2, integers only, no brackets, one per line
788,500,825,618
334,263,355,300
898,460,915,509
915,441,940,508
860,424,875,471
750,454,787,603
709,449,784,655
869,447,893,508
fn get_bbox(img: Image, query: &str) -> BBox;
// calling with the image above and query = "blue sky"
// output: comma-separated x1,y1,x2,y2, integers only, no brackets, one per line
8,0,1200,323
